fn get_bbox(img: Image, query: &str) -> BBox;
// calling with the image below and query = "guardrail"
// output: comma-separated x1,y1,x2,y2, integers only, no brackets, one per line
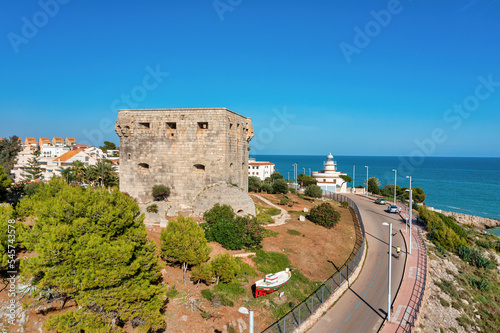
262,192,366,333
399,228,427,332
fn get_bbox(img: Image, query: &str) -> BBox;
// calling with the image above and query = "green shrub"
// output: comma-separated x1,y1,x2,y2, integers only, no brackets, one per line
340,201,349,208
434,279,459,299
439,296,450,307
152,184,170,201
457,245,495,270
280,197,291,205
23,182,42,196
261,183,273,193
146,204,158,213
468,276,491,292
287,229,301,236
308,203,340,229
210,219,245,250
204,205,264,250
272,179,289,194
201,288,215,301
166,284,179,299
304,184,322,198
203,204,235,226
288,187,296,194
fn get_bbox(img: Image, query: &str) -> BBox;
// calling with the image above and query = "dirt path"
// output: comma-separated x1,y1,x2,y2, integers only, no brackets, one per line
250,194,290,226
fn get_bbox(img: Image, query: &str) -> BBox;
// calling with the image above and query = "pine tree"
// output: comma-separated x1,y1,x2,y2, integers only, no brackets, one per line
160,216,212,283
0,165,12,201
0,135,22,176
17,179,166,332
24,153,42,181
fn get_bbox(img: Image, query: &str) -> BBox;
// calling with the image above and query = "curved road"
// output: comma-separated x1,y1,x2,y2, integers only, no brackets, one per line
309,194,407,333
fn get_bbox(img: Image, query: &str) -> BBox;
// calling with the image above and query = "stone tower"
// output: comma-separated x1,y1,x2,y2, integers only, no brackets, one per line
115,108,255,215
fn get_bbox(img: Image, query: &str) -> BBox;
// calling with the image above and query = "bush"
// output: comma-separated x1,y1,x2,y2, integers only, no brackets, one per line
340,201,349,208
23,182,42,196
272,179,289,194
203,204,235,226
203,205,264,250
261,183,273,193
280,197,291,205
152,184,170,201
304,184,322,198
297,173,317,187
288,187,296,194
308,203,340,229
146,204,158,213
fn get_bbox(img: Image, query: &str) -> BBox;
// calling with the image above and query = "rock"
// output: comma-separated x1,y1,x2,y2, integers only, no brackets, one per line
181,315,188,322
303,208,309,213
299,215,306,222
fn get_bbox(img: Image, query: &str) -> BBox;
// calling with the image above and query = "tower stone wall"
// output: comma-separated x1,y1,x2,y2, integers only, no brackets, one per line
115,108,255,214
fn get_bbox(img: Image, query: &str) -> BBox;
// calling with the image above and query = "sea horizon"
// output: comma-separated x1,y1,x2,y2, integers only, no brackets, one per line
250,154,500,223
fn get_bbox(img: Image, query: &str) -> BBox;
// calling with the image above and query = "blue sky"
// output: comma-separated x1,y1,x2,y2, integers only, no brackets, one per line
1,0,499,157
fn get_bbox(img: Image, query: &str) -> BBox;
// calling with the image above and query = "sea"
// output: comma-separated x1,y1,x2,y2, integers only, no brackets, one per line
250,155,500,237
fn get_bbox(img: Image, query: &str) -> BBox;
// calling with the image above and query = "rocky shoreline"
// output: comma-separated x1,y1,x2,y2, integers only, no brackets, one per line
426,206,500,230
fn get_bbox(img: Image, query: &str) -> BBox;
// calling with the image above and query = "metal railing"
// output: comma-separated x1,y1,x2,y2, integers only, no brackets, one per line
262,193,366,333
398,228,428,332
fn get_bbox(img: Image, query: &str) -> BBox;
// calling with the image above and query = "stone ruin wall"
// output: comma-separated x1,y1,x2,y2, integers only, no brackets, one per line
115,108,255,210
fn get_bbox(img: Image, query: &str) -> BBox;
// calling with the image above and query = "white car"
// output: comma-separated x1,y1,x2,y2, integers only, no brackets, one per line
388,205,398,213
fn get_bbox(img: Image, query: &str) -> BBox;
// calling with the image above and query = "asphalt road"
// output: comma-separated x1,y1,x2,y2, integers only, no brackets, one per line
309,194,407,333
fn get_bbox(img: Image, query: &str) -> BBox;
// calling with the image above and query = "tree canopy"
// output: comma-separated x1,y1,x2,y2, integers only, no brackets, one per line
0,165,12,201
99,140,117,152
0,135,22,176
297,173,317,187
17,179,165,332
304,184,323,198
160,216,212,283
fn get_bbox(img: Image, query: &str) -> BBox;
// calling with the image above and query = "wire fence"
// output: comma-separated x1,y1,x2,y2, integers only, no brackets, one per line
262,193,366,333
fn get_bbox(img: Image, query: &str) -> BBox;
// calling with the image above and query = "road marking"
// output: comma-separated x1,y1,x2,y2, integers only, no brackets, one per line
376,266,379,271
374,272,377,277
355,300,361,309
334,330,338,333
408,267,420,279
364,291,367,297
370,281,373,287
379,259,381,264
345,314,351,322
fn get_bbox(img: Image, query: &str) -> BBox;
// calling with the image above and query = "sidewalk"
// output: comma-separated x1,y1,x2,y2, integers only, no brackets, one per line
381,209,427,333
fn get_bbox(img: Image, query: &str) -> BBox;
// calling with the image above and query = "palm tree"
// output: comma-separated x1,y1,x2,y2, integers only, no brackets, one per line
84,165,99,185
97,160,118,188
60,167,73,184
71,160,86,184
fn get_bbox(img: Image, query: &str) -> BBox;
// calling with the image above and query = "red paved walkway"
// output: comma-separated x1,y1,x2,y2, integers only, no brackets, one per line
381,204,428,333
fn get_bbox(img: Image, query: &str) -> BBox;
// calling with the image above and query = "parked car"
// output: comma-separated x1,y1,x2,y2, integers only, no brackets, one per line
375,198,386,205
388,204,398,213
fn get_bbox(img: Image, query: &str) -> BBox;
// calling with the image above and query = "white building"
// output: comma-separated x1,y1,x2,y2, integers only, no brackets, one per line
40,145,71,158
311,153,348,193
248,159,275,181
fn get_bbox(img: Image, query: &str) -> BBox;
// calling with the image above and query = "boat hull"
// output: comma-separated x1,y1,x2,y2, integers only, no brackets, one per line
254,269,291,297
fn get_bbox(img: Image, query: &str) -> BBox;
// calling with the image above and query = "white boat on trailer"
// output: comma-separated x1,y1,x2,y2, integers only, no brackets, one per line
254,268,291,297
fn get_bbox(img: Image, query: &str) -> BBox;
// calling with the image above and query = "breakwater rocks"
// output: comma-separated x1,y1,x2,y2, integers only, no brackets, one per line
427,206,500,230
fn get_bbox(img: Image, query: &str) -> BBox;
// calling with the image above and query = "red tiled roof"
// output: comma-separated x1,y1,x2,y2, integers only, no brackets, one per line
249,162,275,166
53,150,82,162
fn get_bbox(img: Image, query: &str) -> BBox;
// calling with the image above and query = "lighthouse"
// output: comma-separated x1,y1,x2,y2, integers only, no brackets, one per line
311,153,348,193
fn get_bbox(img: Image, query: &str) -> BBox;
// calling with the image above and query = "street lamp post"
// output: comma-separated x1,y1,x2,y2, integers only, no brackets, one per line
309,168,311,176
292,163,297,189
238,307,254,333
406,176,413,255
392,169,397,205
303,167,306,175
365,166,369,196
382,222,392,322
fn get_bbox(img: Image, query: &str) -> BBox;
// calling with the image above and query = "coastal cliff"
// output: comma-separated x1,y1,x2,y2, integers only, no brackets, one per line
427,206,500,230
